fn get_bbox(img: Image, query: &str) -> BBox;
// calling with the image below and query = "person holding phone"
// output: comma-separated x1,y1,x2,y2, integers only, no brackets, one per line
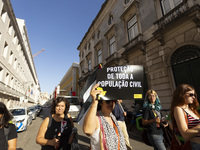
36,97,74,150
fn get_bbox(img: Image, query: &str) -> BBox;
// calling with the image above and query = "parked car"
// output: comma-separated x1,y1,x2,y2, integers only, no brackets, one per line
35,104,42,116
28,106,37,119
9,107,32,132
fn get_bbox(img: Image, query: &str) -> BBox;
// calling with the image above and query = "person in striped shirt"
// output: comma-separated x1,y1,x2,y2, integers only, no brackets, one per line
170,84,200,150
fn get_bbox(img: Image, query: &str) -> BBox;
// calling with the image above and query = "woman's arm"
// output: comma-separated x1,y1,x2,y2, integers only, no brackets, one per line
36,117,59,147
174,107,200,141
7,138,17,150
83,84,101,136
142,118,157,126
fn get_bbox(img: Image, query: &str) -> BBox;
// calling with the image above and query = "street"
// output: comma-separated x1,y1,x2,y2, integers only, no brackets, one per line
16,107,153,150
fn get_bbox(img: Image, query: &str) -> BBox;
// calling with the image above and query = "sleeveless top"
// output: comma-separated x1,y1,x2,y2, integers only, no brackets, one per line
90,111,127,150
90,126,101,150
41,115,72,150
184,110,200,137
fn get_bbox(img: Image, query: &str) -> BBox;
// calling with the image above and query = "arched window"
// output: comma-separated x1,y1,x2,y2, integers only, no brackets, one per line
171,45,200,101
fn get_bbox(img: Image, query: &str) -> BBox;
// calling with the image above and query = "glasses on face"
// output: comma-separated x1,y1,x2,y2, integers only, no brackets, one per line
186,93,196,98
105,100,117,104
148,95,156,98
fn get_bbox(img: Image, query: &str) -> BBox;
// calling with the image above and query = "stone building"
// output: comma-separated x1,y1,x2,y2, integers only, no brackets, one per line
77,0,200,110
0,0,41,108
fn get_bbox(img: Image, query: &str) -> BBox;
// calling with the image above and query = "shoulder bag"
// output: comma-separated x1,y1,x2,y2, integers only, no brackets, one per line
170,110,192,150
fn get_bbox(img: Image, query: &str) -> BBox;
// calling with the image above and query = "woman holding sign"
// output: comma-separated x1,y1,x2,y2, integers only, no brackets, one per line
142,90,167,150
83,84,127,150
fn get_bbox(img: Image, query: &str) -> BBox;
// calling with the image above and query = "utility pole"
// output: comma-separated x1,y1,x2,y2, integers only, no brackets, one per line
33,49,45,58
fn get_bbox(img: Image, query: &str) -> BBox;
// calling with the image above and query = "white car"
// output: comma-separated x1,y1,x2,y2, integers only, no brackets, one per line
9,107,33,132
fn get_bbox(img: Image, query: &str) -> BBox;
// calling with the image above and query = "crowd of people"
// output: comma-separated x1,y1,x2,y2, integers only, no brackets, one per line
1,83,200,150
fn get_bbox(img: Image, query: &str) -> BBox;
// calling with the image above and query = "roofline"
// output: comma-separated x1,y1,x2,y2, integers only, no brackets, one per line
77,0,108,50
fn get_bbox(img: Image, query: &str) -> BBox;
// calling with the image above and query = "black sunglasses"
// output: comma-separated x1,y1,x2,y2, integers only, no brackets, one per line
187,93,196,98
105,100,117,104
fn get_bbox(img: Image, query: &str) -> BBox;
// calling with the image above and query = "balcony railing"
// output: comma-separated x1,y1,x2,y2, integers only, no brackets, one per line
154,2,189,29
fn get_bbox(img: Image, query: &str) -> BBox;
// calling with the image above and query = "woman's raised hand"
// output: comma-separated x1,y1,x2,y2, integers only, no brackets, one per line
90,84,102,102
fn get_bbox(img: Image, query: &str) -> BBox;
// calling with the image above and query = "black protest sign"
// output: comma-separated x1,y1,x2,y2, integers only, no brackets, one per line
96,65,143,100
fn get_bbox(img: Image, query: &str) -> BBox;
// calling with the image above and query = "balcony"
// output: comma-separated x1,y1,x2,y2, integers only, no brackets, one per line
122,34,146,58
153,1,200,45
105,52,119,66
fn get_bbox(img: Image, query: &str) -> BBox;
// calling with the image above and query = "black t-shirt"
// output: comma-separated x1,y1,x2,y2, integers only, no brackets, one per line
41,116,72,150
0,123,18,150
142,107,163,135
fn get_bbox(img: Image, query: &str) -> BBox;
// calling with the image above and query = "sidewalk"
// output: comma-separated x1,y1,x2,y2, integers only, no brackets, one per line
128,123,153,150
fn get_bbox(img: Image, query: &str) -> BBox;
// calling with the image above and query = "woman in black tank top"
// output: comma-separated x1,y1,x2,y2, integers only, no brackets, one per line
36,97,74,150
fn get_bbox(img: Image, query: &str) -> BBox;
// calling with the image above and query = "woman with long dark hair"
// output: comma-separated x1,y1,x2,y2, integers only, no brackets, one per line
36,97,74,150
0,102,17,150
170,84,200,150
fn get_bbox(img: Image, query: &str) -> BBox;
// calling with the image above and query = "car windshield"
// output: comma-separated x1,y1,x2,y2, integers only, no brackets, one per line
10,109,25,116
67,98,80,105
29,107,35,111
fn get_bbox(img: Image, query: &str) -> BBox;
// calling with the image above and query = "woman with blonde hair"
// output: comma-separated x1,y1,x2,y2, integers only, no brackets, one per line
170,84,200,150
142,89,166,150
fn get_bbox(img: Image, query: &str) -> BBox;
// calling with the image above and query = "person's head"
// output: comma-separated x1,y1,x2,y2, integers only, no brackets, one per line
51,97,70,116
0,102,13,127
143,89,162,111
170,84,199,125
97,100,117,112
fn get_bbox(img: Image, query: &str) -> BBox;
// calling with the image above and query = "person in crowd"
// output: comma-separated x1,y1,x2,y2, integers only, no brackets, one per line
0,102,17,150
83,84,127,150
112,100,132,150
170,84,200,150
36,97,74,150
142,89,166,150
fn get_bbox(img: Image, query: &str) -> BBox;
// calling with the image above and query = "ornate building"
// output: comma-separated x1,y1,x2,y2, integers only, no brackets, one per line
77,0,200,109
0,0,41,107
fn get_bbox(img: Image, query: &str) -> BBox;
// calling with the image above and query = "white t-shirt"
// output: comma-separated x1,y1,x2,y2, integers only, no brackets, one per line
90,126,100,150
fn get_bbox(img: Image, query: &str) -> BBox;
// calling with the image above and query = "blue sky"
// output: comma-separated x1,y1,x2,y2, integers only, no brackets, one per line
10,0,105,95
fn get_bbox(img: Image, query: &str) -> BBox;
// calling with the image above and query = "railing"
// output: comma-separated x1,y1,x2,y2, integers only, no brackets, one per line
154,2,189,29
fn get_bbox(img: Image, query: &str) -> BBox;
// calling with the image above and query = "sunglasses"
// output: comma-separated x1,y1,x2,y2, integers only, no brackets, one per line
105,100,117,104
187,93,196,98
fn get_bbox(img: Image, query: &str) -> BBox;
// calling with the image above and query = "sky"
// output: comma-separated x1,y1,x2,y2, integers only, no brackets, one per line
10,0,105,95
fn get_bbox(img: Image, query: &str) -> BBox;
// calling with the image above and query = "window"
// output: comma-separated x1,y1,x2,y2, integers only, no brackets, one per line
97,30,100,39
82,51,84,58
161,0,183,14
108,15,113,25
5,72,9,85
2,42,8,58
88,59,91,71
9,51,13,65
109,36,115,55
127,16,139,41
13,58,17,70
88,42,91,50
97,49,102,64
0,66,3,82
124,0,130,4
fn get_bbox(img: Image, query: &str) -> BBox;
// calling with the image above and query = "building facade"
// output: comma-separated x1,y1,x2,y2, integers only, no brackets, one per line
77,0,200,110
59,62,79,97
0,0,41,108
